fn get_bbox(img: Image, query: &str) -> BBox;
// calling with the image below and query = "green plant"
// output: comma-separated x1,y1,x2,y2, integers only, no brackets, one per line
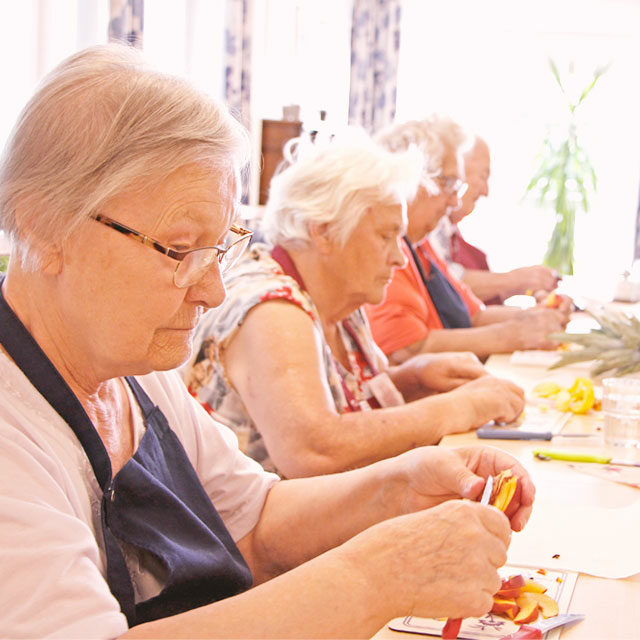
0,255,8,274
524,59,608,275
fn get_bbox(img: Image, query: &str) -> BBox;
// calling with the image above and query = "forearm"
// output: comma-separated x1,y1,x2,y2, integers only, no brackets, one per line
124,545,389,639
242,458,408,580
389,325,518,362
267,395,469,477
472,306,522,326
462,269,516,301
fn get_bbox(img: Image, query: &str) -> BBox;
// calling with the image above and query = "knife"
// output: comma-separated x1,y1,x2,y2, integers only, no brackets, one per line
443,477,496,639
533,449,640,467
499,612,585,638
477,427,594,441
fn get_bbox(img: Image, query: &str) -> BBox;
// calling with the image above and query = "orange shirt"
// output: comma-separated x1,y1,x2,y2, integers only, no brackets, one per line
365,238,484,355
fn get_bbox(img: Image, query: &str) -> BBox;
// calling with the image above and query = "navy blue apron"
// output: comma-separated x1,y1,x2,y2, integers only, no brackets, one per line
403,237,472,329
0,276,252,626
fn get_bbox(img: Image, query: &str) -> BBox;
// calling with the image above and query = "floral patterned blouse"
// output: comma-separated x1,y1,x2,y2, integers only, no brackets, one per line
182,243,391,474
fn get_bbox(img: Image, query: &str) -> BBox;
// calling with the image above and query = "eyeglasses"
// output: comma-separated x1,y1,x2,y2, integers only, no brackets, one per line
434,175,468,197
91,213,253,288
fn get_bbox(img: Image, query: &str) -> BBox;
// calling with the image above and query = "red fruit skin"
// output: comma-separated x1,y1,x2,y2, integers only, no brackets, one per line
442,617,462,639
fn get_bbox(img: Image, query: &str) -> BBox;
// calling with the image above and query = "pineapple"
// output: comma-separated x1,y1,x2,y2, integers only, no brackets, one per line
549,306,640,377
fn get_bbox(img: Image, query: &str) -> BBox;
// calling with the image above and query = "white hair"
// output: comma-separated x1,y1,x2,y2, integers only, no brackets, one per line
260,128,423,249
375,114,470,195
0,43,250,269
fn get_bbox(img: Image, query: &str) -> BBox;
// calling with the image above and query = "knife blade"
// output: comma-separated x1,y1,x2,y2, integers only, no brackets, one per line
499,612,585,639
480,474,494,505
533,449,640,467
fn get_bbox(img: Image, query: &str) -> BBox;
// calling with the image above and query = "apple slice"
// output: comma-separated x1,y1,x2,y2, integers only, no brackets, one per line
491,597,519,617
520,592,559,618
521,580,547,594
513,597,539,624
490,470,522,518
503,575,526,589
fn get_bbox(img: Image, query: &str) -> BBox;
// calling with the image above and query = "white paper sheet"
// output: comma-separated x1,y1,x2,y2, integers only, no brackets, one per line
506,464,640,578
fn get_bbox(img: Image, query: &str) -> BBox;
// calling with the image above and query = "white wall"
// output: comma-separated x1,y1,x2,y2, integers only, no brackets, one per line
397,0,640,285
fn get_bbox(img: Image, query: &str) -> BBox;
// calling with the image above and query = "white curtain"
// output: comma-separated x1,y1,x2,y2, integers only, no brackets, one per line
224,0,253,130
348,0,402,134
109,0,144,48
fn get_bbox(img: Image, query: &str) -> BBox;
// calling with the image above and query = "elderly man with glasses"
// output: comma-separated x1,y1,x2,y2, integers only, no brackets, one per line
366,116,571,363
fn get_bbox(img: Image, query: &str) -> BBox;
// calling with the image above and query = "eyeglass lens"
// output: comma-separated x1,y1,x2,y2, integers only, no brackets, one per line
173,230,252,288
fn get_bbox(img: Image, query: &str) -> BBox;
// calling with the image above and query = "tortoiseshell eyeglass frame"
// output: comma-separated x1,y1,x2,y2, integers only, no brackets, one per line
90,213,253,288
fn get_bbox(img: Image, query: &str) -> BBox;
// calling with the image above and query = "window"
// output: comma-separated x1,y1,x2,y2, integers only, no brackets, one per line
397,0,640,289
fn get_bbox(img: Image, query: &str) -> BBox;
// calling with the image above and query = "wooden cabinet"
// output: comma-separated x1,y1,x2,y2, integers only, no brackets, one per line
259,119,302,205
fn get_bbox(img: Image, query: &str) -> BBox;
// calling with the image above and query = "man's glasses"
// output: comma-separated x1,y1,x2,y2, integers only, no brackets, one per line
91,213,253,288
434,175,468,197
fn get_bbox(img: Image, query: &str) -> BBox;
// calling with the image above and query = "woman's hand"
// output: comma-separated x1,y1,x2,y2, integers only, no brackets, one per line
390,351,488,401
447,375,525,430
391,445,535,532
340,499,510,620
408,351,487,392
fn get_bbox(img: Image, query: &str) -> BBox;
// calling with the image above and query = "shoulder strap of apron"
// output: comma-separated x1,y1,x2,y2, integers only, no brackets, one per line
403,237,472,329
0,277,136,622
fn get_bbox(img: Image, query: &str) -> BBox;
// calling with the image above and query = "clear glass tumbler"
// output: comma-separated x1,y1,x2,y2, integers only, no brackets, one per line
602,377,640,448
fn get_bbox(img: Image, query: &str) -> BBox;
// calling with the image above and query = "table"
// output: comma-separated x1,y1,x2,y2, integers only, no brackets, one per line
373,351,640,640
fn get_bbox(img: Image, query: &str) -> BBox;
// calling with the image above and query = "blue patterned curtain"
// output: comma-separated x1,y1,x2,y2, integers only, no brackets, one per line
225,0,253,130
109,0,144,48
348,0,402,134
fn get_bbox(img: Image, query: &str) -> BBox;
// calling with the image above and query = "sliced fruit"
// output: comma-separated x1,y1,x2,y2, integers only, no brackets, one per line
513,597,539,624
491,597,519,617
519,592,559,618
532,381,563,398
490,470,521,518
521,580,547,594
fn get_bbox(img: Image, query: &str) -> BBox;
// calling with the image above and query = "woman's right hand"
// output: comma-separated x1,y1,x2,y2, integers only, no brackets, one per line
340,499,509,620
510,308,569,350
448,376,525,431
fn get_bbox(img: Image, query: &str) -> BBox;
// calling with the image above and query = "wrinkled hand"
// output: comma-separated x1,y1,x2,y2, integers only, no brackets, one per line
532,290,574,317
342,500,510,620
409,351,487,393
512,307,569,350
449,375,525,430
510,265,560,294
393,445,535,532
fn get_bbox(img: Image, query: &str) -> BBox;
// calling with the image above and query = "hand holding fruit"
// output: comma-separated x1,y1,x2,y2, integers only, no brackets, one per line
395,446,535,532
510,265,560,295
340,499,509,621
509,307,569,350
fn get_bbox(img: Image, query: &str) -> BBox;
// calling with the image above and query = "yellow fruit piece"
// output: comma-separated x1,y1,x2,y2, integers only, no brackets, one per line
554,389,572,411
533,381,564,398
567,377,595,414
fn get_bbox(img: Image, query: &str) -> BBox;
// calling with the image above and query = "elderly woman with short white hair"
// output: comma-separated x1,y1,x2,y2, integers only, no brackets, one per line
366,115,572,364
187,131,524,478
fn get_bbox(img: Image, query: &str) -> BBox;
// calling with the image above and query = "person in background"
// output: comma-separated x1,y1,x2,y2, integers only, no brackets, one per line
185,130,524,478
430,135,561,305
365,116,571,365
0,44,535,639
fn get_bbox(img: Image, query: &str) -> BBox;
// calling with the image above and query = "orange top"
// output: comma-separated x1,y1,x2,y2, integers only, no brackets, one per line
365,238,484,355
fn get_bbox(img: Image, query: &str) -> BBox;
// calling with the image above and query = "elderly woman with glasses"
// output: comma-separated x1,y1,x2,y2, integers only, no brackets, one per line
365,116,571,364
185,131,524,478
0,45,535,639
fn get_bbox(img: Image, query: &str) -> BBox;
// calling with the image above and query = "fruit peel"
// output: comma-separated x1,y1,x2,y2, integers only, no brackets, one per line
490,470,521,518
